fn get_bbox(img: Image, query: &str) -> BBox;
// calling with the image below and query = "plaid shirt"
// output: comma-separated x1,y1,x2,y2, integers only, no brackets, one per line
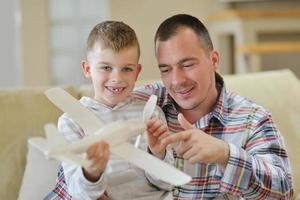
133,73,293,199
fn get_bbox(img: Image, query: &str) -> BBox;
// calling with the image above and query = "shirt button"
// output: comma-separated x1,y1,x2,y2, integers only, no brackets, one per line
173,188,179,195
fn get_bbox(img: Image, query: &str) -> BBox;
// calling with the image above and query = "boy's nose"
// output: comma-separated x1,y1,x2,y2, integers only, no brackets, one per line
111,71,123,83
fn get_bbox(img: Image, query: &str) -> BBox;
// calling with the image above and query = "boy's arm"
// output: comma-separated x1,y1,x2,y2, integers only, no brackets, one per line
140,107,175,191
57,114,108,200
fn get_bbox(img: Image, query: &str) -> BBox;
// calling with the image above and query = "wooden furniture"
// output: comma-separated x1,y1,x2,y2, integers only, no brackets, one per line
209,9,300,73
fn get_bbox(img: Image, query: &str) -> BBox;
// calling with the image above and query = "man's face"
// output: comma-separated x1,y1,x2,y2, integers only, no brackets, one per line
155,28,219,113
83,45,141,107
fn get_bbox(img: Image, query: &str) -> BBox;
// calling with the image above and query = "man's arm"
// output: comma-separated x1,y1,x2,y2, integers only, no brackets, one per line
162,113,293,199
220,113,293,199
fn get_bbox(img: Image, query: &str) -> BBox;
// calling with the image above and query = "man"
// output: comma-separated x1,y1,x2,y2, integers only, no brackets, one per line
134,14,293,199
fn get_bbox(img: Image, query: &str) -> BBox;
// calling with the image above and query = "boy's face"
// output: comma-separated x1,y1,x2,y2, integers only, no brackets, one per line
82,45,141,107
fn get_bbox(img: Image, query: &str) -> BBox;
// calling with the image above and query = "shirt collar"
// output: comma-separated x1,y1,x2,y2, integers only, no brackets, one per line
211,73,229,127
80,95,134,111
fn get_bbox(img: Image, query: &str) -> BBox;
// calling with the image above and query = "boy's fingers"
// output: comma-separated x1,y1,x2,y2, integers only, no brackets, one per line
153,125,167,136
147,119,162,133
158,132,169,141
87,143,98,159
87,141,108,160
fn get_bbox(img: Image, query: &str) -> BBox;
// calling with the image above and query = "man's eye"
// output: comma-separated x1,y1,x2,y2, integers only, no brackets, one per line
160,68,170,73
123,67,133,72
183,63,194,68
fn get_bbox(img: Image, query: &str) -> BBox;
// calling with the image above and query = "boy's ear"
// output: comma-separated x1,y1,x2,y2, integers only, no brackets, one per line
81,59,91,78
135,64,142,81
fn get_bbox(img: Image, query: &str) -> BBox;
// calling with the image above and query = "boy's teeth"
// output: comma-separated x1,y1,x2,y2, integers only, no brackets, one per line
107,86,124,92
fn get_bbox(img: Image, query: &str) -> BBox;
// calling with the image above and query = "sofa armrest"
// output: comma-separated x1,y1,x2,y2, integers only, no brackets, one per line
18,137,60,200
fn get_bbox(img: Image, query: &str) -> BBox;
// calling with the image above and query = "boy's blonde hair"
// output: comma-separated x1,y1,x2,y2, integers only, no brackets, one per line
87,21,140,57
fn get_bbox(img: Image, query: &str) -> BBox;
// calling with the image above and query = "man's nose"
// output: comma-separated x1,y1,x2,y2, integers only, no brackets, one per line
171,67,186,86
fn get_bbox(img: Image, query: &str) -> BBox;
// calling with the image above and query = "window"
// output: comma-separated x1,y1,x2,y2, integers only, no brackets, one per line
48,0,109,86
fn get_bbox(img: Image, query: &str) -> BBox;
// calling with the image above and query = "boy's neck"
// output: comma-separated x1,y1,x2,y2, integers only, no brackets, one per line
93,95,132,109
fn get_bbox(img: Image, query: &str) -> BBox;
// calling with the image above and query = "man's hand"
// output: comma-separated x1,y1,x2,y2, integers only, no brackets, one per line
83,141,110,182
162,113,229,166
146,118,169,159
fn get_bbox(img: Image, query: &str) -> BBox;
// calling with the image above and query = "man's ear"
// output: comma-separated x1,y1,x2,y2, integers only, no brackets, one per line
211,50,220,71
81,59,91,78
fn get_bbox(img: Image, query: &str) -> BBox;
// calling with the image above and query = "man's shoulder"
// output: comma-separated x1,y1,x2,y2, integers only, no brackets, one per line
133,82,168,105
225,90,271,117
134,82,166,94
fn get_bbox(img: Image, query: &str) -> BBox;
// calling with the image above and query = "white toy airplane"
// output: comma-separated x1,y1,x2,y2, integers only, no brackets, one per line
30,88,191,186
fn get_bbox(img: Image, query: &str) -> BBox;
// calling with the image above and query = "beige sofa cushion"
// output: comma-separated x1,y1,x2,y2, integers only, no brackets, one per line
0,86,78,200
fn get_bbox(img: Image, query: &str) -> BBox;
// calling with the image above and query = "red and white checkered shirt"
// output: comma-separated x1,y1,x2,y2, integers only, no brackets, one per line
132,73,293,199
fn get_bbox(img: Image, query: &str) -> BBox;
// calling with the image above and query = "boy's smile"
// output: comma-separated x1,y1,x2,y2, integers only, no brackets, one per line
105,86,125,93
82,45,141,107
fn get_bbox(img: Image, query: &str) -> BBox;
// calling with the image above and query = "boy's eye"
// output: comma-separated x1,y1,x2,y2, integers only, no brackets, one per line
100,66,112,71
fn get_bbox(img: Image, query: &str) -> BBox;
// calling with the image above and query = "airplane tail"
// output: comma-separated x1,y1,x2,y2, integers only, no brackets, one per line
44,123,69,155
28,137,48,153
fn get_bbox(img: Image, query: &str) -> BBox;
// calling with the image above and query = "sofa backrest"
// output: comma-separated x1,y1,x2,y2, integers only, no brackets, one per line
0,86,78,200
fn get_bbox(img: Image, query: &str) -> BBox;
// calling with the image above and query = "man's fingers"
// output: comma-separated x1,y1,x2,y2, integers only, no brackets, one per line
182,145,198,160
176,140,193,156
162,131,191,145
178,113,194,130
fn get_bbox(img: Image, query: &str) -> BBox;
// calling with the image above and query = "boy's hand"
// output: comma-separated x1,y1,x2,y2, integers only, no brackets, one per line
82,141,110,182
146,118,169,159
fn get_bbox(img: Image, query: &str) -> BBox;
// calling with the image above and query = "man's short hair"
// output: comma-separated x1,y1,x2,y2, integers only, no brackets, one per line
87,21,140,57
154,14,213,52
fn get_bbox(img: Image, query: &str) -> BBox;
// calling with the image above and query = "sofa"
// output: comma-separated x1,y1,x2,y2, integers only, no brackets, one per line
0,69,299,200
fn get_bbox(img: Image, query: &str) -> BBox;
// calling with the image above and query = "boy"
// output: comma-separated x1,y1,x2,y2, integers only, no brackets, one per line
46,21,173,200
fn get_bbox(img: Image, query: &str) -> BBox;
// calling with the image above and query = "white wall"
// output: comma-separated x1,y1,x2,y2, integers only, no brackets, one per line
110,0,226,81
21,0,50,86
0,0,21,87
0,0,228,87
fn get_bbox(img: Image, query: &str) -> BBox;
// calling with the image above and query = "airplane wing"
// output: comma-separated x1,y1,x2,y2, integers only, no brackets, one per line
29,136,92,168
111,143,192,186
55,153,92,168
45,87,104,136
